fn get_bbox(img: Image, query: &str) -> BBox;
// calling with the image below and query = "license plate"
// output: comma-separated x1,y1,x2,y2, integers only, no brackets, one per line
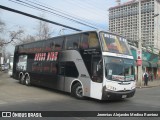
122,95,127,98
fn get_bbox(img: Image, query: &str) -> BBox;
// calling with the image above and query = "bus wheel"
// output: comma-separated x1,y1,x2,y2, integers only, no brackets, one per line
19,74,25,85
25,74,31,86
71,82,84,99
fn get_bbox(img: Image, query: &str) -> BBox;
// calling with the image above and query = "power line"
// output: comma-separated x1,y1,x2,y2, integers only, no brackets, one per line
31,0,107,26
11,0,107,30
9,0,98,30
24,0,100,28
0,5,82,31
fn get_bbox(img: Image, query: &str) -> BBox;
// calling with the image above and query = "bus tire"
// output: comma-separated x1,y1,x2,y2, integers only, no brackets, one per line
25,74,31,86
71,82,84,99
19,74,25,85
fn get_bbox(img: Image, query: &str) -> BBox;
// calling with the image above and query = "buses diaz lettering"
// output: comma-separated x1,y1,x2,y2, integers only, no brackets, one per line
34,52,58,61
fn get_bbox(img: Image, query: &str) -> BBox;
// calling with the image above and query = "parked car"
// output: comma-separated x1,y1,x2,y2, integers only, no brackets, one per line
0,64,5,71
4,63,9,70
0,64,9,71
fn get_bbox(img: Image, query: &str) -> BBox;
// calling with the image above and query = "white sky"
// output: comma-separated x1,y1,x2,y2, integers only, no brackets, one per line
0,0,129,54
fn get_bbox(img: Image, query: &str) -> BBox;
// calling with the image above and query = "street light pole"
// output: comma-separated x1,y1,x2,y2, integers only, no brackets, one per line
137,0,143,87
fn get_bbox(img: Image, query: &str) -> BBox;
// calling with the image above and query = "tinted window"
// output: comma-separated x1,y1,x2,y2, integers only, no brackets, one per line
88,33,99,48
44,39,55,52
16,55,27,71
81,32,100,49
81,33,89,49
65,62,79,78
54,37,64,51
66,35,80,50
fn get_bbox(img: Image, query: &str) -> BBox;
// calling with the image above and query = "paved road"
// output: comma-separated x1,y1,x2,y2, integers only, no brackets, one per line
0,72,160,120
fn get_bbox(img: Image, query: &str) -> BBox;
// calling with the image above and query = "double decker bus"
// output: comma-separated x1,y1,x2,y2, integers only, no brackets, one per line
13,30,136,100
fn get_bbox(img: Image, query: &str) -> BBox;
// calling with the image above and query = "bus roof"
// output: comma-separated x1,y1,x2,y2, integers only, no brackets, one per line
16,30,126,47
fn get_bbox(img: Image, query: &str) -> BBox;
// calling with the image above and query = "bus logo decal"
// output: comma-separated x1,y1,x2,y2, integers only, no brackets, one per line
34,52,58,61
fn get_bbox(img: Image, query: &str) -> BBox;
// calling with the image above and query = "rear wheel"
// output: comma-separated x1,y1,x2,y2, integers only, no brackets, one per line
19,74,25,85
71,82,84,99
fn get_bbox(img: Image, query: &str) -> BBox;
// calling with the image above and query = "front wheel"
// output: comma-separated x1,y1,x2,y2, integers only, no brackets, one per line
25,74,31,86
71,82,84,99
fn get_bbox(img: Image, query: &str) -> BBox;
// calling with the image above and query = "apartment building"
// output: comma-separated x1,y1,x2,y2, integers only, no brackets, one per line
109,0,160,49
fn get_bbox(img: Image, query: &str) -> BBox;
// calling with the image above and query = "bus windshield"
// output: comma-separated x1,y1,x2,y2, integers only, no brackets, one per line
105,56,134,81
100,32,131,55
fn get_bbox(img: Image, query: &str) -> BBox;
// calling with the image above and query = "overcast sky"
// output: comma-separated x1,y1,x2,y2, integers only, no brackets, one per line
0,0,129,54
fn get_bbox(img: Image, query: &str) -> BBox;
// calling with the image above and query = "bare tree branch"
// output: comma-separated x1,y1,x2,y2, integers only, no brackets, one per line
0,29,24,46
36,14,53,40
0,19,5,33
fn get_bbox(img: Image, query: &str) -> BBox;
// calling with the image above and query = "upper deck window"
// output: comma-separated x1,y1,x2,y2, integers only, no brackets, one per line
100,32,131,55
66,35,80,50
81,32,100,49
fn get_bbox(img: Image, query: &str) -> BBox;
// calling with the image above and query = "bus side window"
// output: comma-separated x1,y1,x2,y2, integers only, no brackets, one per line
81,32,99,49
88,33,99,48
81,33,89,49
49,39,55,51
65,62,79,78
66,35,80,50
55,37,64,51
58,62,79,78
43,39,54,51
17,55,28,71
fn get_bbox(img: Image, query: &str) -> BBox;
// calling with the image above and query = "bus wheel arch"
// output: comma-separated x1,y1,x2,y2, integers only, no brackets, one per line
71,80,84,99
24,73,31,86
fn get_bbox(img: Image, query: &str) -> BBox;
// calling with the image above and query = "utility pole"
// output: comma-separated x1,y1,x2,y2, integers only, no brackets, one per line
137,0,142,87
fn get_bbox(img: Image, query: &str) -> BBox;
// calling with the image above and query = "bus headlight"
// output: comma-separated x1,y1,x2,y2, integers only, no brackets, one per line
131,82,136,89
106,85,116,91
131,85,136,89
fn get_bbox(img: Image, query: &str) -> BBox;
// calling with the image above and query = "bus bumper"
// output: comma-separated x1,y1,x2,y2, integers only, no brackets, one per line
102,87,136,100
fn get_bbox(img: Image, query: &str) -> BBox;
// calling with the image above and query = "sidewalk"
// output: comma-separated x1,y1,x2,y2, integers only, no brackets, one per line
136,79,160,88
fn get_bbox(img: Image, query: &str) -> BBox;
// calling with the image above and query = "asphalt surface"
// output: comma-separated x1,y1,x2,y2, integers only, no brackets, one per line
0,72,160,120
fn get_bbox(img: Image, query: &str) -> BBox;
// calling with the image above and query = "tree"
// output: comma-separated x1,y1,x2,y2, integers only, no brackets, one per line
0,12,5,33
5,28,24,46
14,34,36,45
5,51,12,60
0,13,6,57
36,14,53,40
0,11,5,42
0,20,5,33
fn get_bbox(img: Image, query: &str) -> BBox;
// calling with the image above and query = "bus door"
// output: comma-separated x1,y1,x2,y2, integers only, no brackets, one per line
90,56,103,99
57,62,65,91
58,61,79,93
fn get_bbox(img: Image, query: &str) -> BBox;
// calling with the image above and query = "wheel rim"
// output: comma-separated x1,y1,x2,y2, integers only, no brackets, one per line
76,86,83,98
20,75,23,83
25,76,30,85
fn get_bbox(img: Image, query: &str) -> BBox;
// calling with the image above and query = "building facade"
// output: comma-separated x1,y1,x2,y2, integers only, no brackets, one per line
109,0,160,49
130,45,160,80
